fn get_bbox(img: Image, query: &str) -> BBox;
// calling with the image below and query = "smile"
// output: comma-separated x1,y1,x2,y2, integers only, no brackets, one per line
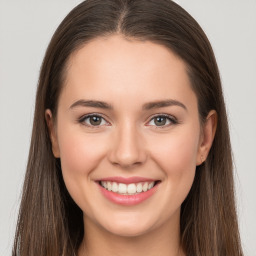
96,177,161,206
100,181,156,195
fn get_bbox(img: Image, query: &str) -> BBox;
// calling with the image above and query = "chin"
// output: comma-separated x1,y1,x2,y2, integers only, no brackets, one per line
106,225,151,238
101,215,156,237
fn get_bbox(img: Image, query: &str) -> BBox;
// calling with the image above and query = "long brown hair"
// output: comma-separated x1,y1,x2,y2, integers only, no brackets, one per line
13,0,243,255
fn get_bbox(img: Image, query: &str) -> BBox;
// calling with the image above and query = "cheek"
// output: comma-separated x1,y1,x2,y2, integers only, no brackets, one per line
149,127,199,195
151,129,199,171
57,128,112,214
147,129,199,218
56,127,109,204
58,130,107,175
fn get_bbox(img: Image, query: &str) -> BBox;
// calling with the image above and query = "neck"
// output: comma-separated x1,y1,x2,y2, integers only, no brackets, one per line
78,210,185,256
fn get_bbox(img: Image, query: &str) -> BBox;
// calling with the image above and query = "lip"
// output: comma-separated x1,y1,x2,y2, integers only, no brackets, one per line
96,176,157,184
96,179,160,206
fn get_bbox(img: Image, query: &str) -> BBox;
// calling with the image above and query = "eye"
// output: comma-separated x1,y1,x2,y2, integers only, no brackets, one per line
147,114,177,128
79,114,109,127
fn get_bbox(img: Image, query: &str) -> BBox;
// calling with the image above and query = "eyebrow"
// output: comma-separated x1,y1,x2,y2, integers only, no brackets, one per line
142,99,187,111
70,100,113,110
69,99,187,111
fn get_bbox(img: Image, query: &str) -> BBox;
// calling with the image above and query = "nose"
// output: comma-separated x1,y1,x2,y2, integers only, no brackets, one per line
108,121,148,169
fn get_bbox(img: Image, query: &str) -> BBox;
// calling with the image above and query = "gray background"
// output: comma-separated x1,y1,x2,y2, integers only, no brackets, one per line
0,0,255,255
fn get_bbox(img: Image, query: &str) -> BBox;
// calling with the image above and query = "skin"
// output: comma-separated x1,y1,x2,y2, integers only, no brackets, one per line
46,34,217,256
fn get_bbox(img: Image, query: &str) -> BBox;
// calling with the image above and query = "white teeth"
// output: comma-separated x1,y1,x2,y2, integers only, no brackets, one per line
102,181,107,189
148,182,154,189
107,181,112,191
142,182,148,192
136,183,143,193
127,184,136,194
118,183,127,194
112,182,118,192
100,181,156,195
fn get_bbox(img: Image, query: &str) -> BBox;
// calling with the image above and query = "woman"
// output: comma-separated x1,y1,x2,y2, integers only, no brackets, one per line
13,0,244,255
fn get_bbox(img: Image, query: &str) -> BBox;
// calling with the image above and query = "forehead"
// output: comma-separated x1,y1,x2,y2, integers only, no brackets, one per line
60,35,197,111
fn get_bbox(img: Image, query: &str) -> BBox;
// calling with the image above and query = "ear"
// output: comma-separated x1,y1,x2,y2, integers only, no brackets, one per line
45,109,60,158
196,110,217,165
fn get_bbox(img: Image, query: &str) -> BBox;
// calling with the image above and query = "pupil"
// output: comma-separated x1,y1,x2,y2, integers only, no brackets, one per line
155,117,166,126
90,116,101,125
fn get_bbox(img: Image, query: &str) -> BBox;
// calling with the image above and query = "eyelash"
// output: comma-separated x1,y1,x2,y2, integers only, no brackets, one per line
78,113,178,129
78,114,109,129
147,114,178,128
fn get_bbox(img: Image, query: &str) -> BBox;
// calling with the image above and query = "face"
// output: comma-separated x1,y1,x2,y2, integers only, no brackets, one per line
46,35,215,238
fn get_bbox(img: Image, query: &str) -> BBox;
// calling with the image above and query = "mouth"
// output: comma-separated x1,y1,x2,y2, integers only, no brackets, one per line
95,176,161,205
99,180,161,195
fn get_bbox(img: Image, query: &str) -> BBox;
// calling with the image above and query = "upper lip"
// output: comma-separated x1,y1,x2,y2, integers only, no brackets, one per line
96,176,158,184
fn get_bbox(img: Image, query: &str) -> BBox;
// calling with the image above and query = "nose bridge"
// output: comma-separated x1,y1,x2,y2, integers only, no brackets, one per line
108,119,147,168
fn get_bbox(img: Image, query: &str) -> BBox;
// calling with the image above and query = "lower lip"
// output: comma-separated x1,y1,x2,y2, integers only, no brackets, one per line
97,182,160,206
